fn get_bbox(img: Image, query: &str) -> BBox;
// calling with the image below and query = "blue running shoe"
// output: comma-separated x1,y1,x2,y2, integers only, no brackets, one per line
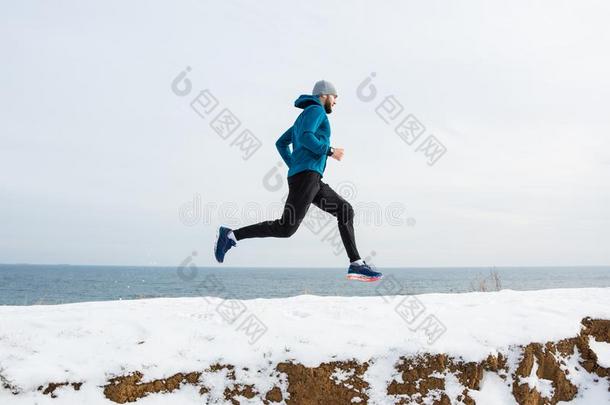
214,226,236,263
346,261,383,282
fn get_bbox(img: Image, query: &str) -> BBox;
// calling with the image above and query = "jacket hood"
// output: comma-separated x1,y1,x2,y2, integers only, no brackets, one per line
294,94,322,109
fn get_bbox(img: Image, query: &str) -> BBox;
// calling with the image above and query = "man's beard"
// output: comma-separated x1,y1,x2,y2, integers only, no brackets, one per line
324,99,333,114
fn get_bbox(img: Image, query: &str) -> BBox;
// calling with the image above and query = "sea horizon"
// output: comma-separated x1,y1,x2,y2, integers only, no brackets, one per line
2,263,609,306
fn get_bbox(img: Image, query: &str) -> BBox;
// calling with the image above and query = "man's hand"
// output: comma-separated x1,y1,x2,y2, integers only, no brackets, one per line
331,147,345,161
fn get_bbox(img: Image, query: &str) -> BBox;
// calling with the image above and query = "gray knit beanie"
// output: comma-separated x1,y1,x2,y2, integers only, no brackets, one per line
312,80,338,96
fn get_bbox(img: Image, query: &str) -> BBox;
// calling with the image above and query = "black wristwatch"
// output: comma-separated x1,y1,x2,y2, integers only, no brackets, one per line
327,146,334,157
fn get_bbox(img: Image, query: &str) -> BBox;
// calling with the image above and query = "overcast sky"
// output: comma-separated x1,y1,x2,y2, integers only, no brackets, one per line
1,0,609,268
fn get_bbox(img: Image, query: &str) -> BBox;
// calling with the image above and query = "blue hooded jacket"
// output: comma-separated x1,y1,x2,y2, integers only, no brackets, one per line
275,95,331,178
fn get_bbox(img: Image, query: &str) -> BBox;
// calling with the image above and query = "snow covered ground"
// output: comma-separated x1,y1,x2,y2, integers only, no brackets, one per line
1,288,609,404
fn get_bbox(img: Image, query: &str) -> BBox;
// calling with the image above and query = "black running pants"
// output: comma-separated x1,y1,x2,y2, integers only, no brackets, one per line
233,170,361,262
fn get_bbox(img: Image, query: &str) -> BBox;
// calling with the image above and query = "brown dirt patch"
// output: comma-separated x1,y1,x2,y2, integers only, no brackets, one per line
6,317,610,404
37,381,82,397
276,360,369,405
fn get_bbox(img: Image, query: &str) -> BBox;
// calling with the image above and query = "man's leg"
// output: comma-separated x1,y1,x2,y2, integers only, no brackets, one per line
233,171,321,240
312,181,361,262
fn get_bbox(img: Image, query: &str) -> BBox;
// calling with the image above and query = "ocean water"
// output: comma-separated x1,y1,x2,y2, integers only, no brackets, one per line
0,264,609,306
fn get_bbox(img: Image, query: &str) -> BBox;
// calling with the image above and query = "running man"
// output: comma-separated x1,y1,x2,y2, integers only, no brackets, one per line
214,80,382,282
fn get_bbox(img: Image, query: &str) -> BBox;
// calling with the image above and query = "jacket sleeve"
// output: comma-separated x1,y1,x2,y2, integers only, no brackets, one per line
275,126,294,167
299,106,329,156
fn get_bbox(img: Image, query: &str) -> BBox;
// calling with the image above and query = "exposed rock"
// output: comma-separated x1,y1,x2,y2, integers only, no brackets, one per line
224,383,257,404
103,370,202,403
276,360,369,405
387,353,481,404
264,386,283,402
512,343,577,405
0,371,20,395
4,317,610,404
37,381,82,398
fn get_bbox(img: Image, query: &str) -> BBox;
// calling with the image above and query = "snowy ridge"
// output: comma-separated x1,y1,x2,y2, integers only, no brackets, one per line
1,288,609,404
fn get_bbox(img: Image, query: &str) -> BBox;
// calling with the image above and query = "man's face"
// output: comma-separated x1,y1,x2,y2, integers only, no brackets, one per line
322,94,337,114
